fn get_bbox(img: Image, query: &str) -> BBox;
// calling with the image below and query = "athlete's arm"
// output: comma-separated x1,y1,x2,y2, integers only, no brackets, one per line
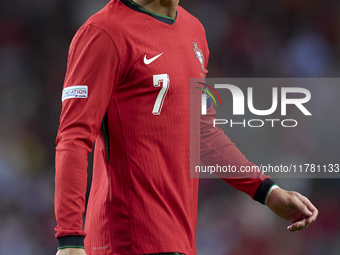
200,105,318,230
55,24,120,250
200,104,274,203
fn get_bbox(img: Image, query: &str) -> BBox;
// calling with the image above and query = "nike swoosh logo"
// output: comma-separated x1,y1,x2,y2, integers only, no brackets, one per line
144,52,163,65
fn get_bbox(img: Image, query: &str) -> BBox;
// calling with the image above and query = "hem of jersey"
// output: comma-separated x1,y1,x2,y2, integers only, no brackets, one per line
144,253,185,255
120,0,177,25
130,244,195,255
87,246,195,255
87,252,192,255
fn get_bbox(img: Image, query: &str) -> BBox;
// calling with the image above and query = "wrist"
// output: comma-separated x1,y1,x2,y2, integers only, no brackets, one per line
264,184,280,205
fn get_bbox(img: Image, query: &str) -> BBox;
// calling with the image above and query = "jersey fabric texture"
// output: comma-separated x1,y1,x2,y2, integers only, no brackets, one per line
55,0,274,254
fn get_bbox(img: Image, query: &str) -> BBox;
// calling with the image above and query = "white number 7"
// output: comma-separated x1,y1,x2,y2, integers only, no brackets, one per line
152,74,170,115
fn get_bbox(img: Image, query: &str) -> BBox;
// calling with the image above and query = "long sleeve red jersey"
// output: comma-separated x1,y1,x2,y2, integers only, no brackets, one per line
55,1,274,254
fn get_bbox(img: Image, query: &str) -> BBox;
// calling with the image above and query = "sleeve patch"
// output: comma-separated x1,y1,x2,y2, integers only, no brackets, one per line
62,85,88,102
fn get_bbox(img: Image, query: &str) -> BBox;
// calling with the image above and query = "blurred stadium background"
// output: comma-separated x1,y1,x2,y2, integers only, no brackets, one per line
1,0,340,254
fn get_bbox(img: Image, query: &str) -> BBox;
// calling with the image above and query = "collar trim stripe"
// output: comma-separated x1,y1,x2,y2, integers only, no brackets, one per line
121,0,177,25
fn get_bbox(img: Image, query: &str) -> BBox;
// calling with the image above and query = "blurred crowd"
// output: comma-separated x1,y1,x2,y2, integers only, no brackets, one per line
0,0,339,254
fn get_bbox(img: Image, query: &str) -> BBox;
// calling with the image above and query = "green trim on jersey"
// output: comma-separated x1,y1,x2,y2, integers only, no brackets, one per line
57,245,85,250
124,0,177,24
264,183,279,204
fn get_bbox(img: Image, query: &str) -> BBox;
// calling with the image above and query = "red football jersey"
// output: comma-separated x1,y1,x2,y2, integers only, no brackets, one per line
55,0,274,254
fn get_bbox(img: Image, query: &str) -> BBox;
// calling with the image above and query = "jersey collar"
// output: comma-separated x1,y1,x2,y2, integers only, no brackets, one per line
120,0,177,25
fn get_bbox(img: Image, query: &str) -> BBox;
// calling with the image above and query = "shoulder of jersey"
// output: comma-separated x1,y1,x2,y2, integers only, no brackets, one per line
177,6,206,33
82,0,131,32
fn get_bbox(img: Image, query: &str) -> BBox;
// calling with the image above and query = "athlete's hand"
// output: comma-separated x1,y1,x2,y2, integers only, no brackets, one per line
266,188,318,232
56,248,86,255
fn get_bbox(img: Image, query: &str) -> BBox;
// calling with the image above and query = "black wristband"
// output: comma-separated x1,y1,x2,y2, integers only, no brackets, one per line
57,235,85,250
254,178,276,205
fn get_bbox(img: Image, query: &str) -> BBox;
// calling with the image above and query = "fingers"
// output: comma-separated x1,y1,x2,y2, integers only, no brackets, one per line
293,193,312,217
295,193,319,225
307,209,318,225
305,200,318,225
287,218,308,232
306,202,318,225
287,192,319,232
